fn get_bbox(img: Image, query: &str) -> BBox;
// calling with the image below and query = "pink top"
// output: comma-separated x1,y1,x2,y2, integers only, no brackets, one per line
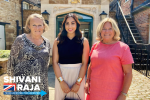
88,41,134,100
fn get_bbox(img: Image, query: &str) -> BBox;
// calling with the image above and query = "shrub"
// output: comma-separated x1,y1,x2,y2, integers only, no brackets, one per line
0,50,10,58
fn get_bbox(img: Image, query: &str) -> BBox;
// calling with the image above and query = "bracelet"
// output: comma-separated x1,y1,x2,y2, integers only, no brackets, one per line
121,91,128,97
86,78,90,82
77,77,82,83
76,82,80,86
58,77,64,82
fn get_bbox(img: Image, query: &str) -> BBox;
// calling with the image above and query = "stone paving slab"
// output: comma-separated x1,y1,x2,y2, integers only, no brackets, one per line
48,67,150,100
0,67,150,100
0,74,11,100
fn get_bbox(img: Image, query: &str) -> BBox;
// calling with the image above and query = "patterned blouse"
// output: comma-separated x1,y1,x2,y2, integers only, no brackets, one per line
7,33,50,100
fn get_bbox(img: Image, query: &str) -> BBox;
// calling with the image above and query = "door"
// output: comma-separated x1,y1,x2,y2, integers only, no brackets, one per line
0,25,5,50
56,12,93,47
149,18,150,43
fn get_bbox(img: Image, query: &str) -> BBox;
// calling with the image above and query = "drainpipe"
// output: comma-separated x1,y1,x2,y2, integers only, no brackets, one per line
130,0,134,17
21,0,24,34
16,20,19,36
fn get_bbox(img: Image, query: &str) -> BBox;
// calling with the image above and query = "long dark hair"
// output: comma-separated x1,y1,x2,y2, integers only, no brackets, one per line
58,13,82,43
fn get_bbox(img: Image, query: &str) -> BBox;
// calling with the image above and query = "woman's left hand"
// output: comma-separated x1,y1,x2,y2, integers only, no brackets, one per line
71,83,80,93
117,93,126,100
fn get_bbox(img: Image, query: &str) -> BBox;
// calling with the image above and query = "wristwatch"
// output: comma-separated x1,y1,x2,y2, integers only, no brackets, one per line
77,77,82,83
58,77,64,82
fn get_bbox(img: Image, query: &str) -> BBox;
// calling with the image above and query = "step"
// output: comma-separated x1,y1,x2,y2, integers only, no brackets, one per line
129,36,142,40
134,58,150,61
132,52,148,55
129,40,142,42
129,23,134,26
130,48,147,51
134,64,150,66
131,29,137,30
127,20,133,23
131,30,138,33
132,33,140,36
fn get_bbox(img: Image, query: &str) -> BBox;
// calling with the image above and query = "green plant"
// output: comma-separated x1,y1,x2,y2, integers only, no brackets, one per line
0,50,10,58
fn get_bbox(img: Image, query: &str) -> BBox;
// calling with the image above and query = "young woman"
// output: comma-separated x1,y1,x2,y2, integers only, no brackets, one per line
53,13,89,100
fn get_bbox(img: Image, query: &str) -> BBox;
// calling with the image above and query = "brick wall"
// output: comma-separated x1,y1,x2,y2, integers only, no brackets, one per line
120,0,132,15
23,9,41,33
133,0,146,8
0,0,22,50
133,8,150,43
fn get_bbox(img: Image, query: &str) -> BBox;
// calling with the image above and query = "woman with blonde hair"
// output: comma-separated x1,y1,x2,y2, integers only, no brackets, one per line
85,17,134,100
7,13,50,100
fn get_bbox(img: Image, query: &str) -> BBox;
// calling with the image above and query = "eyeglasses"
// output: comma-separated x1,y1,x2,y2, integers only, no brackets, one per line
102,28,113,31
32,25,44,28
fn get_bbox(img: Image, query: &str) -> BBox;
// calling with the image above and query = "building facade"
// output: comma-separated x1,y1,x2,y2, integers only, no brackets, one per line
41,0,110,56
120,0,150,44
0,0,22,50
0,0,40,50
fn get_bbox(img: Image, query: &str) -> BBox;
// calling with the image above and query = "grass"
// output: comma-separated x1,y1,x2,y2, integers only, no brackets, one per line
0,50,10,58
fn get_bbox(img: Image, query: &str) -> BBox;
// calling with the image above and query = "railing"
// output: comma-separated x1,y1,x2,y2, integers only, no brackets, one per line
110,1,150,78
129,44,150,78
109,0,118,11
116,2,136,44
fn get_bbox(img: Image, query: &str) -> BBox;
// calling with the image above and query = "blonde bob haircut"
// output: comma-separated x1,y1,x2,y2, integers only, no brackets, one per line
24,13,49,33
96,17,120,41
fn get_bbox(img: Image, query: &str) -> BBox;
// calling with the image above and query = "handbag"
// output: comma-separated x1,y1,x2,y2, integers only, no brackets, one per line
64,93,81,100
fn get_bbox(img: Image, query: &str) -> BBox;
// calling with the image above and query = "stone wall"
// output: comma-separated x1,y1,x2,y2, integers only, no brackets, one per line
49,0,68,4
82,0,101,4
133,8,150,43
0,0,22,50
23,9,41,33
0,0,41,50
42,0,102,4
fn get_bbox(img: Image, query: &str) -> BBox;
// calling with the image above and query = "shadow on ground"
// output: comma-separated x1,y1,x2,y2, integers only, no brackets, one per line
48,66,55,88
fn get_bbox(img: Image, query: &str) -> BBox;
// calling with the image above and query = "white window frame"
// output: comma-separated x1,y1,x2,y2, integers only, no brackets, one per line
23,2,29,10
4,0,9,2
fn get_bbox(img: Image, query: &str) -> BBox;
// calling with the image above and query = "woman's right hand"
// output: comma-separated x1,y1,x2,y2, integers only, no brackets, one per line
60,81,71,93
84,82,90,94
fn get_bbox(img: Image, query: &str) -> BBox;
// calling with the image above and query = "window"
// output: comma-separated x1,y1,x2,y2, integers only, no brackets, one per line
4,0,9,2
23,2,29,9
57,13,92,19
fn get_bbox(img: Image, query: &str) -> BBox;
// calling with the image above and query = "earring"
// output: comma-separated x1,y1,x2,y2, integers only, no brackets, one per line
29,29,31,33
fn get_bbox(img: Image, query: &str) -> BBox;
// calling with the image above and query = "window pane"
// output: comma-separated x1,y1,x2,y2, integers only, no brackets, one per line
57,13,92,19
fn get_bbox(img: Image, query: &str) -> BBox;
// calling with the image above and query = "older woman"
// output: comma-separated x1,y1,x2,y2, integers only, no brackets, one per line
53,13,89,100
7,14,50,100
85,17,134,100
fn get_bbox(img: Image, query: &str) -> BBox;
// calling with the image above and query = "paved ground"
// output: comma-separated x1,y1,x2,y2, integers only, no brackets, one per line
48,66,150,100
0,66,150,100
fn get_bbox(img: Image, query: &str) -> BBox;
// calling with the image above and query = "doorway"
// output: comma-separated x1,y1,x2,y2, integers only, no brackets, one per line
0,25,5,50
56,12,93,47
